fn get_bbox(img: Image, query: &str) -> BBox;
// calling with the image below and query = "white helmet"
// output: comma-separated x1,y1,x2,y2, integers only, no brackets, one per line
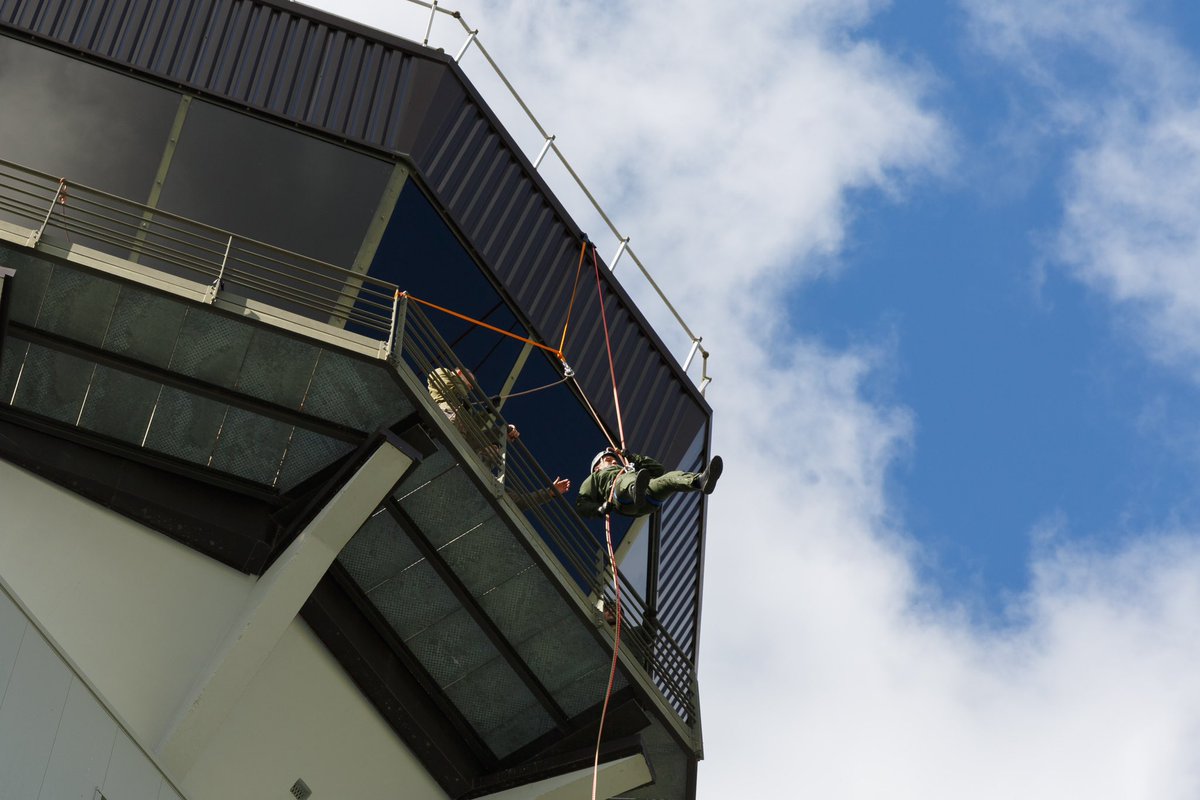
590,448,619,472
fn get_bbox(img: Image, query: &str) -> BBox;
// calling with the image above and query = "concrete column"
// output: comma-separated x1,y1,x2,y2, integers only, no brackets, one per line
157,437,415,777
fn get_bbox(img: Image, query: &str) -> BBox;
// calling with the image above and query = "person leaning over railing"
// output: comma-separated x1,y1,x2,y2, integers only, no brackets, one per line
427,366,512,468
577,448,722,518
426,366,569,507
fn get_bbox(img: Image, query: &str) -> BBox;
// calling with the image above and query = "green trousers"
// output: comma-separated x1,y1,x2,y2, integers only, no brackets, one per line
610,469,700,515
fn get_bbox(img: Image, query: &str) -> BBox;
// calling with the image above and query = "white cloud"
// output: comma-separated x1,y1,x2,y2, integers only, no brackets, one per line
967,0,1200,374
456,1,946,299
309,1,1200,797
706,522,1200,799
1059,107,1200,373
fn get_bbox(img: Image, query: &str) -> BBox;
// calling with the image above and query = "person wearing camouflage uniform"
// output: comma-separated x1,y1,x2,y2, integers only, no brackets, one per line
427,366,569,505
576,448,722,518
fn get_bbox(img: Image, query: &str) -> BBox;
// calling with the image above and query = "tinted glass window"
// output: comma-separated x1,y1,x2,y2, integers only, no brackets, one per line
158,101,391,267
371,183,633,543
0,34,177,201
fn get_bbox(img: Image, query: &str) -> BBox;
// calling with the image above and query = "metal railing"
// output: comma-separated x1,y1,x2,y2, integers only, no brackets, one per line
395,296,699,725
406,0,711,394
0,159,400,341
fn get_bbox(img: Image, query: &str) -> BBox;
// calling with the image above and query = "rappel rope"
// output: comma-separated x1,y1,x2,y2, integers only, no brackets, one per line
559,238,625,454
589,241,628,454
557,238,590,356
586,238,631,800
402,291,570,363
593,474,624,800
402,242,638,800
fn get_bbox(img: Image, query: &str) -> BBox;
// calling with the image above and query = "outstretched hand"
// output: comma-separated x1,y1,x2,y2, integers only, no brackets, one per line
552,476,570,494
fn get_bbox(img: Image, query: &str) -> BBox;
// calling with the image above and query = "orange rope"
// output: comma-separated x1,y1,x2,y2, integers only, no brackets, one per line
571,376,621,455
401,291,566,360
591,245,627,450
588,236,639,798
557,238,589,356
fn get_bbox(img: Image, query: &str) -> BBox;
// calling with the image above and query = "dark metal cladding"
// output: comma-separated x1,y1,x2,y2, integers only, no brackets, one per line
0,0,710,466
658,484,705,662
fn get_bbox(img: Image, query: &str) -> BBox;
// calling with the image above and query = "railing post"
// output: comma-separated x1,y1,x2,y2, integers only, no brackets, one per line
29,178,67,248
204,235,232,304
384,290,408,361
422,0,438,46
608,236,630,271
683,337,703,372
533,134,555,169
454,28,478,62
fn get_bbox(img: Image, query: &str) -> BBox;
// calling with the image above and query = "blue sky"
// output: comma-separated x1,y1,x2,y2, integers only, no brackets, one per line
798,3,1197,611
827,0,1200,614
314,1,1200,796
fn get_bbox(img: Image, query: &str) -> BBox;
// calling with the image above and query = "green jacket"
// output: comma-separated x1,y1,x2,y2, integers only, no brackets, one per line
576,452,665,518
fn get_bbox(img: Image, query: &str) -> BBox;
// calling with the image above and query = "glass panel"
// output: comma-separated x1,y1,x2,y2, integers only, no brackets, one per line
369,182,638,571
0,34,178,203
158,101,391,268
369,182,529,382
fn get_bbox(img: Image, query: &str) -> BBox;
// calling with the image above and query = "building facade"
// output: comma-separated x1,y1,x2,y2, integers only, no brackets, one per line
0,2,711,798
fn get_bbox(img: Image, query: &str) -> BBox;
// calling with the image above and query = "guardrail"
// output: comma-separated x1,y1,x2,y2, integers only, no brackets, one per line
0,159,400,341
405,0,711,393
395,295,699,725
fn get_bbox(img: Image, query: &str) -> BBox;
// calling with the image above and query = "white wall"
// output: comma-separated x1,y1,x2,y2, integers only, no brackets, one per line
0,584,184,800
0,460,256,746
0,460,447,800
181,619,447,800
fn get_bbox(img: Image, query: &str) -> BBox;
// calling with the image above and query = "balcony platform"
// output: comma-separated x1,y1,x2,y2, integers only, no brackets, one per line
0,212,697,799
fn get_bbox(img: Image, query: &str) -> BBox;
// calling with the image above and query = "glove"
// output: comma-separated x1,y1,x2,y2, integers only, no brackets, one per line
597,501,612,516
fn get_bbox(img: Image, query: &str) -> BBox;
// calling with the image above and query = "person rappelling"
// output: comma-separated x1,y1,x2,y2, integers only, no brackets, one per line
576,448,722,518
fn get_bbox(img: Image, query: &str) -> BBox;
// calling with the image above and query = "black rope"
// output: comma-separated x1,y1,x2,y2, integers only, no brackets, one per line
489,373,570,404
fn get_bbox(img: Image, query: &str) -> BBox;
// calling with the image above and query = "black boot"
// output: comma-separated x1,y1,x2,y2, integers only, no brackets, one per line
696,456,723,495
631,469,651,505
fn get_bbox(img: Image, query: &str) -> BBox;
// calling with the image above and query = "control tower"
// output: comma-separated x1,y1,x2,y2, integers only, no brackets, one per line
0,3,712,799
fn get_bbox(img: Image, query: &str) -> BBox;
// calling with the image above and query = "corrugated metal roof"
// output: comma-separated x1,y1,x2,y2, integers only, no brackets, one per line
0,0,709,465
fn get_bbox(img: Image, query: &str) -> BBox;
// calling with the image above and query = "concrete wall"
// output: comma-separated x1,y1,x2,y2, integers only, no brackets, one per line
0,459,255,745
0,460,447,800
0,584,184,800
181,619,447,800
